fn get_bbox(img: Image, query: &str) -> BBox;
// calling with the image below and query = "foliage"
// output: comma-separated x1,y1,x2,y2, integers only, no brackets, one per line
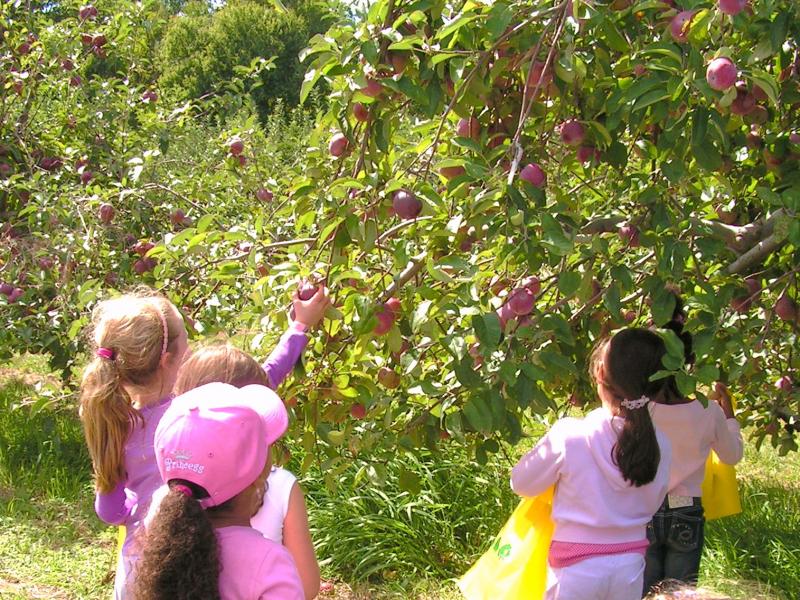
156,0,324,120
2,0,800,483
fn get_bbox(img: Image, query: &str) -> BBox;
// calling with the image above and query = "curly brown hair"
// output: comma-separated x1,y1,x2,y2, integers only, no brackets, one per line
133,481,221,600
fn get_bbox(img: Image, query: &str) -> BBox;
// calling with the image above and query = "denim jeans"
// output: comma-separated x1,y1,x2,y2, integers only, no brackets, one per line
642,496,705,596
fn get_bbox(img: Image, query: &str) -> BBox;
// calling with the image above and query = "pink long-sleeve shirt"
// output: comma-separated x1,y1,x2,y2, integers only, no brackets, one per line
511,407,671,545
94,325,308,576
650,399,743,497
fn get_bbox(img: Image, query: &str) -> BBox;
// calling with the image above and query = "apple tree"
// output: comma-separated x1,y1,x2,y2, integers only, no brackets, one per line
2,0,799,488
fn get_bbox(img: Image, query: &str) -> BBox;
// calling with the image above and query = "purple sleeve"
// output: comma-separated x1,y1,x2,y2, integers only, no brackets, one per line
95,480,138,525
262,323,309,389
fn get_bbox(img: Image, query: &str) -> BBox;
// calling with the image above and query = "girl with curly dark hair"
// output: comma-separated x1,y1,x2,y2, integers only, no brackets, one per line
133,382,304,600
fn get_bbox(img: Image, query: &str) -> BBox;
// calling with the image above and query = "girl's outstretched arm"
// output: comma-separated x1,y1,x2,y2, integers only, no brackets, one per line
282,482,320,600
262,287,331,389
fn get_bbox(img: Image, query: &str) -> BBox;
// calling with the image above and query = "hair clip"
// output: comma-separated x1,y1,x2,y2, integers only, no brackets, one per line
96,347,116,360
621,395,649,410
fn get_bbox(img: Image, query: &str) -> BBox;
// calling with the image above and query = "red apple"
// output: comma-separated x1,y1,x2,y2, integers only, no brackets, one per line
392,189,422,219
236,154,247,167
70,75,82,87
360,78,383,98
228,138,244,156
745,277,761,296
350,403,367,419
79,4,98,20
618,224,640,247
352,102,370,122
730,91,756,115
520,163,546,187
378,366,401,389
577,145,600,164
718,0,747,15
384,297,402,315
8,287,24,303
456,117,480,140
297,281,317,301
328,132,349,158
775,293,798,322
0,283,13,296
38,257,54,270
141,90,158,103
775,376,793,392
373,305,395,335
790,132,800,145
559,120,585,146
61,59,74,71
706,57,738,91
256,187,273,202
633,64,647,77
508,287,535,316
670,11,696,43
133,240,154,256
133,258,153,275
91,34,106,48
389,51,409,74
525,61,553,94
80,170,93,185
518,277,540,297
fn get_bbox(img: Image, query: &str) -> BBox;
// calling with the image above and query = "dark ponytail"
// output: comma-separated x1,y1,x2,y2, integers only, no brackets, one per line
592,329,669,487
134,481,221,600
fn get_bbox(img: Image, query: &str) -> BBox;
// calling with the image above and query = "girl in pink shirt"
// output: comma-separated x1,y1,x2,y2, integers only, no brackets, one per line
135,382,304,600
512,328,674,600
643,300,744,595
170,344,320,600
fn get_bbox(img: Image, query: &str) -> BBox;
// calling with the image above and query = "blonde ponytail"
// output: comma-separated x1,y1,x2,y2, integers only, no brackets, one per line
79,288,181,493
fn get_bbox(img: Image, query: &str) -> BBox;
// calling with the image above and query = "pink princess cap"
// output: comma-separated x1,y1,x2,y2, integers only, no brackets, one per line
154,382,288,508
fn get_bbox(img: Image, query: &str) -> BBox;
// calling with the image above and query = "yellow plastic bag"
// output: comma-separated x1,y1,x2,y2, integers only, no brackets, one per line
458,486,555,600
700,393,741,521
700,451,741,520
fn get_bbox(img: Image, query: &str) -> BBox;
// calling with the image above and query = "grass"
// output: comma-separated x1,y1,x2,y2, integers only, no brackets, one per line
0,357,798,599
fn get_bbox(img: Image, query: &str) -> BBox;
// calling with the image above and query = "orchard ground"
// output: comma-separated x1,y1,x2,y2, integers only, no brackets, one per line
0,356,797,600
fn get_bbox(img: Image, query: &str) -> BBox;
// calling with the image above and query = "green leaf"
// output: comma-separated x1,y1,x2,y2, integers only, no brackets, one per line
463,394,493,433
412,300,433,332
473,312,502,349
558,271,582,297
651,289,677,328
485,3,513,41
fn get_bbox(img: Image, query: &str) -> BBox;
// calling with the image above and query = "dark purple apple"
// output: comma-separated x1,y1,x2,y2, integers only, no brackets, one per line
392,189,422,220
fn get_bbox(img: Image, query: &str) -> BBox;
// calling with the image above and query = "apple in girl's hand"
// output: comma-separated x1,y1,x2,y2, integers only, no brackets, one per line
297,280,317,301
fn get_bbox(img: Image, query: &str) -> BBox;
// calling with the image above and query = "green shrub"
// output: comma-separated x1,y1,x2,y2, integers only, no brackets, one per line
157,0,312,120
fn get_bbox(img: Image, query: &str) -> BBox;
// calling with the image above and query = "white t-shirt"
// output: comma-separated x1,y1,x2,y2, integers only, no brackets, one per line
650,399,743,497
251,466,297,543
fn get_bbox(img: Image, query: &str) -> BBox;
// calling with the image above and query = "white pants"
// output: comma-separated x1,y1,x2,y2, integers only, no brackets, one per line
545,552,645,600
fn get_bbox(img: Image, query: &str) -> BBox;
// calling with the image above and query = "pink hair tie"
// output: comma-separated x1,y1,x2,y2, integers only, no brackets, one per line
173,484,193,498
96,347,115,360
